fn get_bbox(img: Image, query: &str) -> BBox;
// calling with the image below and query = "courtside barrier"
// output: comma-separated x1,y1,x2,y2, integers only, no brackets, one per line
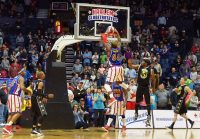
118,110,200,129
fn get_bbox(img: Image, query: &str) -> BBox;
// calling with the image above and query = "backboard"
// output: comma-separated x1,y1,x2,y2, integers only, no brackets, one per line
75,3,131,42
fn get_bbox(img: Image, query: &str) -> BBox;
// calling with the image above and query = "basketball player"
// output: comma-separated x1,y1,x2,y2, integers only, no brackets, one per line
102,82,128,133
167,78,194,130
128,58,152,126
2,68,31,135
31,71,54,136
101,26,124,106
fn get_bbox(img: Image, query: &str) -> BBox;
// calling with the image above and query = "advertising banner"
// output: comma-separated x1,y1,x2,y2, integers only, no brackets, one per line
187,110,200,129
118,110,153,129
153,110,187,128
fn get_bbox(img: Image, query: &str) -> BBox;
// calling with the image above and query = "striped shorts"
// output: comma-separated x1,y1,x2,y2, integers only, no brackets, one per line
7,94,22,113
110,101,125,116
106,66,124,82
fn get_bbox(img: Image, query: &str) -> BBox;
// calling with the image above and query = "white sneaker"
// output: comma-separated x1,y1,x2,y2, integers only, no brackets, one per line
31,129,43,137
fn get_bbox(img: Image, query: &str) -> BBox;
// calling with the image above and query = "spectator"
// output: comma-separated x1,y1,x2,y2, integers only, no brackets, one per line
92,87,105,127
141,48,151,59
0,68,8,78
150,88,158,110
124,46,132,61
1,57,10,71
179,61,190,77
0,83,8,124
160,44,169,64
155,83,170,109
127,66,137,81
16,32,25,47
2,44,9,58
31,51,38,67
67,83,75,92
123,64,129,82
79,98,90,124
188,91,199,110
68,89,78,108
89,78,97,89
190,67,198,82
97,64,105,75
81,75,90,90
194,75,200,84
151,62,158,93
97,64,106,86
83,66,91,77
132,52,140,65
126,80,137,110
83,49,92,66
154,59,162,90
74,46,83,61
72,59,83,75
191,52,198,66
99,51,107,64
8,59,21,78
150,44,160,55
85,88,93,114
71,74,81,88
174,55,183,71
157,12,167,26
168,30,179,45
90,71,96,81
73,104,88,129
168,67,180,88
92,52,99,67
74,82,86,102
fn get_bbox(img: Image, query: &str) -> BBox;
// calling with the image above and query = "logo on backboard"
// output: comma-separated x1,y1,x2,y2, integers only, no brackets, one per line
88,9,118,23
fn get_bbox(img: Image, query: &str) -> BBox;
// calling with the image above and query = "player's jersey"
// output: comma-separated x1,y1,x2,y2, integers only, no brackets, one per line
9,75,22,96
109,48,122,66
112,83,123,101
33,79,44,96
137,66,151,87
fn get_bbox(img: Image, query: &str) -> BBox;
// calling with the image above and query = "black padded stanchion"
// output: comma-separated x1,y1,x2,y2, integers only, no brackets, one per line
43,50,75,129
21,50,75,129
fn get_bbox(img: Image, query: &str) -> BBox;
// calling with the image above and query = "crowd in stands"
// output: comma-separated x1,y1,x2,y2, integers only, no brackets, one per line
0,0,38,18
73,0,200,18
0,0,200,129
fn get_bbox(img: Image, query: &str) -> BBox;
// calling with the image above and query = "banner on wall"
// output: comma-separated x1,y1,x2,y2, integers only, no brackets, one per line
0,78,13,87
153,110,187,128
187,111,200,128
119,110,200,129
118,110,153,129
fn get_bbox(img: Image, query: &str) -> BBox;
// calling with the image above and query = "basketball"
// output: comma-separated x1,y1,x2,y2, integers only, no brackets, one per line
107,26,115,34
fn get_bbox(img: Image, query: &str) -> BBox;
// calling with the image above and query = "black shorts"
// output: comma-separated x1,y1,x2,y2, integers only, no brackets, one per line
174,100,187,115
136,85,150,105
31,96,42,116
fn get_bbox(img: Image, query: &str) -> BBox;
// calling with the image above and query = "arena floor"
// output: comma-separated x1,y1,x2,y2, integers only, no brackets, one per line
0,128,199,139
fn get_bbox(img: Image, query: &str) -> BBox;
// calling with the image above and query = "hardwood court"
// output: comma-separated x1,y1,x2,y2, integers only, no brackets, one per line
0,128,199,139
